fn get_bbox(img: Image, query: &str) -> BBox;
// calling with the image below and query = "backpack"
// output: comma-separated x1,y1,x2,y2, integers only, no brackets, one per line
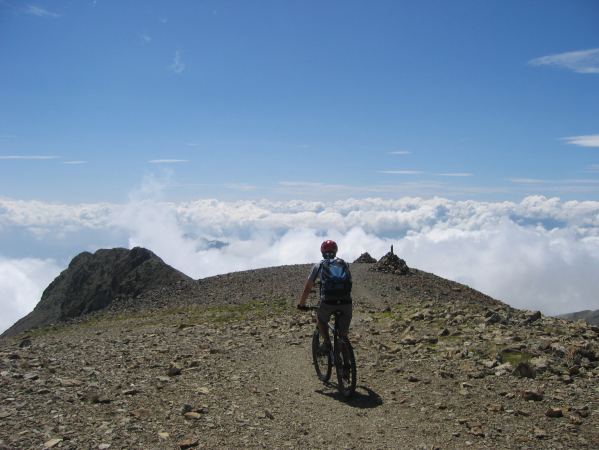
319,258,352,303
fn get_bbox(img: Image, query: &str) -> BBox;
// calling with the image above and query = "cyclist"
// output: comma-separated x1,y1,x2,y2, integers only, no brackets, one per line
298,240,352,353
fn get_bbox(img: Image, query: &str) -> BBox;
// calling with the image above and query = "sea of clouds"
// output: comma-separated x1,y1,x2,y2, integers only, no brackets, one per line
1,192,599,333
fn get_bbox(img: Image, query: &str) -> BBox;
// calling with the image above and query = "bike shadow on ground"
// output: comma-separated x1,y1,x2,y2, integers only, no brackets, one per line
315,384,383,409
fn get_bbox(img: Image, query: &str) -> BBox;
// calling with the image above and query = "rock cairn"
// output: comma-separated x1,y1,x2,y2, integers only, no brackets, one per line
353,252,377,263
370,249,410,275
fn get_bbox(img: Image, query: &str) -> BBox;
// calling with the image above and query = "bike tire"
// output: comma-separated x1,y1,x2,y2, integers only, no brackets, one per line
312,329,332,382
335,338,357,398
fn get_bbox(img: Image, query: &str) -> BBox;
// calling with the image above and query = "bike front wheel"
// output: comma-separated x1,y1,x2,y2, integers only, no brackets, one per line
312,329,332,382
335,338,357,398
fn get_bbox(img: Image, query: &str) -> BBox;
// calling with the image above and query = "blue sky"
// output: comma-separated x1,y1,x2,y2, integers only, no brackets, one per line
1,1,598,202
1,1,599,331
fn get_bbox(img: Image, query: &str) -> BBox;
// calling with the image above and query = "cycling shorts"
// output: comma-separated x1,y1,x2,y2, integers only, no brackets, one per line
317,302,352,335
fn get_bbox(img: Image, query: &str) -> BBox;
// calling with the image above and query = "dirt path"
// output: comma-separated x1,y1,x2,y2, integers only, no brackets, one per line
256,339,410,450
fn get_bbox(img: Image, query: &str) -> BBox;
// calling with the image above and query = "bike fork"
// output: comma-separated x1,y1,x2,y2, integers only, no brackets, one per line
331,336,338,365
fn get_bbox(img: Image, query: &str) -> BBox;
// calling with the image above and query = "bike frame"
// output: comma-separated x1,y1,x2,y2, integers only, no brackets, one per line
301,303,357,397
316,309,348,362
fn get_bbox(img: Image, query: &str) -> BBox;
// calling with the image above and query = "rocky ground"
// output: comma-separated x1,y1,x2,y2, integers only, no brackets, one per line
1,263,598,449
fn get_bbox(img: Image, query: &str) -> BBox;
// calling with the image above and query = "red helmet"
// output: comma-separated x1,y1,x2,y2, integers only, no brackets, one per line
320,240,338,256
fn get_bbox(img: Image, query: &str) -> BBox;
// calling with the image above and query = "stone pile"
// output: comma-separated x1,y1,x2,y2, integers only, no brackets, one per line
369,251,410,275
353,252,377,263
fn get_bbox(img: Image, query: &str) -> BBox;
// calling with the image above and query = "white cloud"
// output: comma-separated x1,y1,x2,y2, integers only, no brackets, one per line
168,50,186,74
63,160,87,165
25,5,60,18
0,155,59,160
2,193,599,328
0,256,62,333
379,170,423,175
529,48,599,74
148,159,189,164
388,150,411,155
563,134,599,148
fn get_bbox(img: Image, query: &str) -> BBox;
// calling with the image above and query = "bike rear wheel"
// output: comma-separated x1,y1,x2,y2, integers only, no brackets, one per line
312,329,332,382
335,338,357,398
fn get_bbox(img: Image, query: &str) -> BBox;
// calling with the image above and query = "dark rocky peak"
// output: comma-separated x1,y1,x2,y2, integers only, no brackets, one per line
353,252,377,263
2,247,192,337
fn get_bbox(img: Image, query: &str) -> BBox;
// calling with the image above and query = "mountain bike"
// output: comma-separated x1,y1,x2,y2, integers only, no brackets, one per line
298,305,357,398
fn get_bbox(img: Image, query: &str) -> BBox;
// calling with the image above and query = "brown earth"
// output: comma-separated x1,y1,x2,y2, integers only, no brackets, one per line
1,263,598,449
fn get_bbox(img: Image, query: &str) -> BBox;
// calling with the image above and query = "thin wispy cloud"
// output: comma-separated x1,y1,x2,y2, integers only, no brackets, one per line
186,143,202,147
0,155,59,160
62,161,87,165
278,181,354,190
148,159,189,164
379,170,423,175
563,179,599,184
437,172,473,177
388,150,411,155
168,50,186,74
225,183,257,191
586,164,599,173
529,48,599,74
25,5,61,18
139,33,152,45
563,134,599,148
508,178,599,189
508,178,547,184
277,181,384,194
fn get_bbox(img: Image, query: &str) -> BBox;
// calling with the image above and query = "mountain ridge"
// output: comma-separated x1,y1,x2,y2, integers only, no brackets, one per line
559,309,599,326
0,249,597,448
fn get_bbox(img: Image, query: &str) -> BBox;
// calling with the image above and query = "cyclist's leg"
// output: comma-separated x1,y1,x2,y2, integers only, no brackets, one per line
337,304,353,337
317,303,333,346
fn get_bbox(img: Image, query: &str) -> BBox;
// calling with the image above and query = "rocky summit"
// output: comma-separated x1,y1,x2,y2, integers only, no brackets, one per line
0,250,598,449
370,250,410,275
2,247,193,337
353,252,377,263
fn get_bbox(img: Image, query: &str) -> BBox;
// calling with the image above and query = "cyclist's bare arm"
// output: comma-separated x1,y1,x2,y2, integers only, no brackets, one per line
298,279,315,307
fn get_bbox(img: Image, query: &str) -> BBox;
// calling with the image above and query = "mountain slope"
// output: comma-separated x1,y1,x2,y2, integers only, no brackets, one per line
2,247,192,337
0,261,597,449
559,310,599,326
